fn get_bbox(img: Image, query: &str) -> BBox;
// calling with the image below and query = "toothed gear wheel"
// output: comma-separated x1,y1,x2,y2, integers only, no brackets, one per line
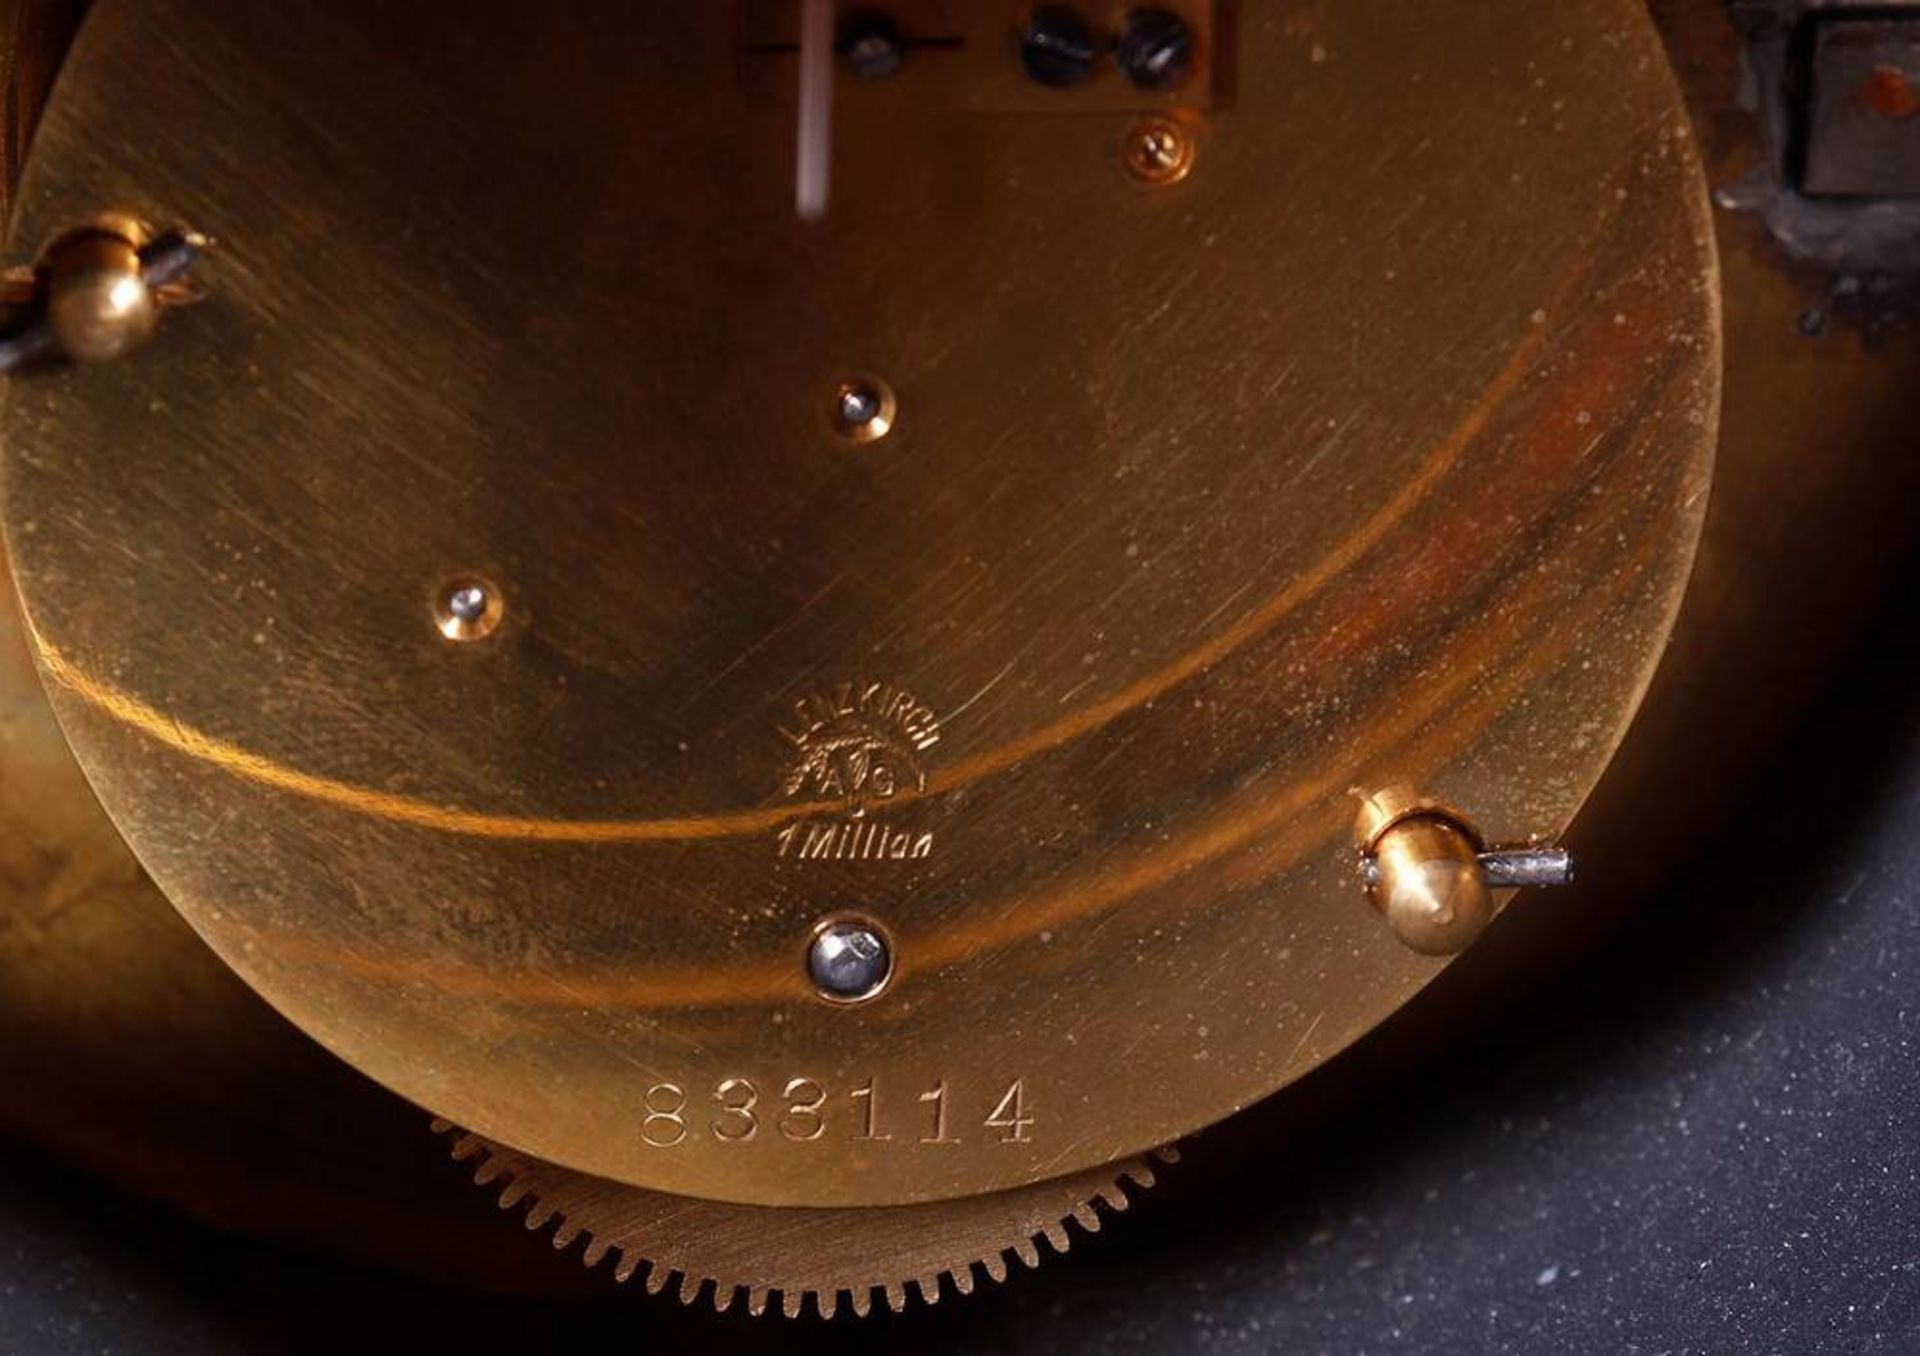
441,1125,1176,1319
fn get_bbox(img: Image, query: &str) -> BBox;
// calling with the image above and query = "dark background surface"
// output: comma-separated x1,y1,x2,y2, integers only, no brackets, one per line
1,551,1914,1354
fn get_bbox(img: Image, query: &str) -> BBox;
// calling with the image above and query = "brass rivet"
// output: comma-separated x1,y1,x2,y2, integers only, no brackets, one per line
1355,787,1573,955
1366,815,1495,957
43,230,158,364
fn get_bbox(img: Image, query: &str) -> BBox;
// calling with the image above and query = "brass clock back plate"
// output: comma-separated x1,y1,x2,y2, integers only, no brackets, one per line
2,0,1717,1206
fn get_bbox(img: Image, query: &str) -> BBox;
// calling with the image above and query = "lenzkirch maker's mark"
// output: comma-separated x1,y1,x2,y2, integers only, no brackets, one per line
776,681,940,860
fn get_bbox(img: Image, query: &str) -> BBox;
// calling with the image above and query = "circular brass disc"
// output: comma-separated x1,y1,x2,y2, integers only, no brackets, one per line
2,0,1718,1206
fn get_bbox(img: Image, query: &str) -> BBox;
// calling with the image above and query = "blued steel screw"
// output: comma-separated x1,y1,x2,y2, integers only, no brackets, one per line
1117,8,1195,91
840,15,904,80
1019,6,1099,88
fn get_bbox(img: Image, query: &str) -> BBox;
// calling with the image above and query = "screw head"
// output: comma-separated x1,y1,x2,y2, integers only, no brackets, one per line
1019,5,1099,89
1117,8,1195,91
434,576,503,642
45,232,157,364
839,387,880,425
448,585,488,623
807,916,893,1004
1123,116,1197,185
830,376,896,443
841,15,905,80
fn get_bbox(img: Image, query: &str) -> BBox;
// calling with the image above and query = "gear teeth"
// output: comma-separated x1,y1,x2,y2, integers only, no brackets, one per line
446,1130,482,1163
440,1125,1175,1319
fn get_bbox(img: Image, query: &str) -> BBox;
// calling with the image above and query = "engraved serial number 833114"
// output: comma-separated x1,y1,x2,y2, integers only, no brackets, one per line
641,1076,1035,1148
